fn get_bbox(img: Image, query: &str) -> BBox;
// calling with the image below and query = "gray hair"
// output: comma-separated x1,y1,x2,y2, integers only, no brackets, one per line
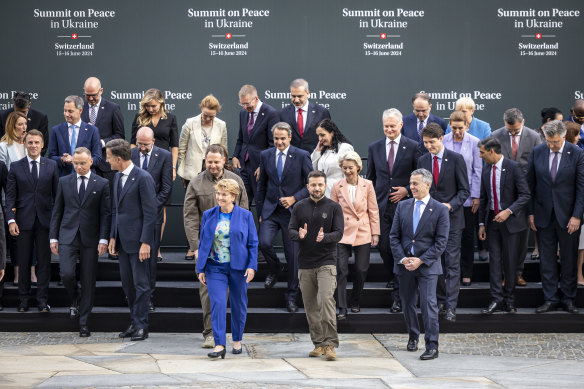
382,108,403,122
542,120,567,138
290,78,309,91
412,92,431,103
271,121,292,136
65,95,84,110
503,108,524,124
411,168,433,184
338,150,362,171
73,147,91,157
238,84,257,98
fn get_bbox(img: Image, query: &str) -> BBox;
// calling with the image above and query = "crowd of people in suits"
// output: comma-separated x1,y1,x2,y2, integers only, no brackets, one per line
0,77,583,362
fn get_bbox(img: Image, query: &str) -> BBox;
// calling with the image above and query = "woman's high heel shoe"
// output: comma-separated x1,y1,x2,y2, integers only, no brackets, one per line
207,348,226,359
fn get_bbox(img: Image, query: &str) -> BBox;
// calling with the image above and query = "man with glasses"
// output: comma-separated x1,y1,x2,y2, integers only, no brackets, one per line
402,93,447,154
232,84,278,207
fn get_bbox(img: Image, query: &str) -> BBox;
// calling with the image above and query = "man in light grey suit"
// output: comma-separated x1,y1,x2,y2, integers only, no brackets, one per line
491,108,542,286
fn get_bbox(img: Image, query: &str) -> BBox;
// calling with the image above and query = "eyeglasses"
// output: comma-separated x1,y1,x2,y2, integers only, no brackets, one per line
84,92,100,98
136,142,152,148
238,96,257,107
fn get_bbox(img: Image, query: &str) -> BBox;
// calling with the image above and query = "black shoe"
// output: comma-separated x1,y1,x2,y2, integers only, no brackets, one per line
386,281,395,289
535,302,559,313
461,280,471,286
17,303,28,312
337,308,347,320
149,300,155,312
264,272,278,289
406,339,418,352
420,349,439,360
390,300,402,313
445,307,456,322
350,306,360,313
131,328,148,341
38,304,51,313
478,255,488,262
505,303,517,313
286,300,298,313
70,306,79,319
482,301,504,315
438,303,446,315
79,326,91,337
563,302,579,314
232,347,243,354
157,256,163,263
108,253,119,260
119,324,136,338
185,254,195,261
208,348,226,359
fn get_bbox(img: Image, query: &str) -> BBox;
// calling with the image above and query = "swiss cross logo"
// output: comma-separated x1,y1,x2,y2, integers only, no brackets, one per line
72,33,78,39
226,33,232,39
380,33,387,39
536,33,542,39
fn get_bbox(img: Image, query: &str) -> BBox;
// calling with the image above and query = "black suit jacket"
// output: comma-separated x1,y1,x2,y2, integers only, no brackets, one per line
0,107,49,155
417,148,470,230
0,160,7,270
49,172,111,247
479,158,530,234
233,102,278,171
279,102,331,153
81,98,125,172
131,145,173,214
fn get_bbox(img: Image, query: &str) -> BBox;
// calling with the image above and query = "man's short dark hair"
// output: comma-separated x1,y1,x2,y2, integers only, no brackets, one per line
13,92,31,109
308,170,326,183
420,122,443,139
478,136,502,154
412,92,431,104
106,139,131,161
205,143,227,159
24,129,43,143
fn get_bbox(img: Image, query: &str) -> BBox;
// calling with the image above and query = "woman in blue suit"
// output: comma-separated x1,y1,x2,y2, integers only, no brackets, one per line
196,178,258,359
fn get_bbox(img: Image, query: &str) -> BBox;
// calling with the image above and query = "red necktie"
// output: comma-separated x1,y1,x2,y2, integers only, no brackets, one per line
297,108,304,138
492,165,499,214
512,135,518,161
432,155,439,187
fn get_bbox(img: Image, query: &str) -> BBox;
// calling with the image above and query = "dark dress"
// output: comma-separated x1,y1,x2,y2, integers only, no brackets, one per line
131,113,178,151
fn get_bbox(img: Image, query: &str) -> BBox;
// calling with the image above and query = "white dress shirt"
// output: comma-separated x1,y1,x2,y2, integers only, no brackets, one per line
509,128,522,149
295,101,309,130
385,134,401,163
119,163,134,189
68,119,82,146
275,146,290,170
400,194,430,263
490,156,504,212
140,150,152,169
548,141,565,172
430,146,445,173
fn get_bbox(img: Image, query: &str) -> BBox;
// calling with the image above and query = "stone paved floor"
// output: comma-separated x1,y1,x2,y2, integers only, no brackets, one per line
0,332,583,388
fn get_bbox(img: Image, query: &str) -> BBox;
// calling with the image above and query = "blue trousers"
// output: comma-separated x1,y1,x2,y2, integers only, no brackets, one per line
206,261,249,347
118,249,151,330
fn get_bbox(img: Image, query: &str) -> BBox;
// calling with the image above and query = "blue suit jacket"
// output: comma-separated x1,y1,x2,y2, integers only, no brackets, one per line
233,102,278,171
5,157,59,230
256,145,312,220
279,102,331,153
390,197,449,275
110,165,157,253
196,205,258,272
48,121,102,176
445,117,491,140
131,145,173,213
527,142,584,229
402,113,447,154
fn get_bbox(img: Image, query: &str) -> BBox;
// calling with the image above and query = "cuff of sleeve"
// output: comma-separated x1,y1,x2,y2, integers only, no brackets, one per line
99,239,108,245
101,140,106,148
50,239,58,244
7,219,15,225
399,257,407,264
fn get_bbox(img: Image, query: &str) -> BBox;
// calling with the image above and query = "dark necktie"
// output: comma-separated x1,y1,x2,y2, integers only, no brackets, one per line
117,173,124,201
79,176,86,203
388,140,395,174
550,152,559,183
245,112,255,161
31,160,38,187
142,153,149,170
297,108,304,138
492,165,499,214
432,155,439,186
90,105,97,125
417,121,424,138
277,151,284,181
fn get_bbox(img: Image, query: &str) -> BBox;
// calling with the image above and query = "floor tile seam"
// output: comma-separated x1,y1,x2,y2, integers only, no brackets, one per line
371,333,416,378
281,358,311,379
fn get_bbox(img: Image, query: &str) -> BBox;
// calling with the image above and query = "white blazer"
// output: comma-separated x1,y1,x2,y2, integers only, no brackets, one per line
0,141,25,171
311,142,354,197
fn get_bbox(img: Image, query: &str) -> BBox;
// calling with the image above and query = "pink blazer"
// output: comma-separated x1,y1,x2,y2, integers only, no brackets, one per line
330,176,380,246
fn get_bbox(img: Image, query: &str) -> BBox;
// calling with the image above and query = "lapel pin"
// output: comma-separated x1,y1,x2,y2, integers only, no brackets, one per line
92,191,96,194
502,168,506,171
261,113,264,116
28,118,31,121
429,208,433,211
132,178,135,181
312,110,316,114
402,146,406,149
101,107,104,109
567,151,571,155
154,154,158,157
444,159,448,162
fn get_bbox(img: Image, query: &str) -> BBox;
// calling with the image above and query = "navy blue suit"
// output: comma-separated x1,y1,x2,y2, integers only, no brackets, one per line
402,113,447,154
256,145,312,302
6,156,59,307
111,165,157,330
233,102,278,206
527,142,584,305
131,145,172,295
390,197,449,351
48,121,102,176
0,107,49,155
279,102,331,153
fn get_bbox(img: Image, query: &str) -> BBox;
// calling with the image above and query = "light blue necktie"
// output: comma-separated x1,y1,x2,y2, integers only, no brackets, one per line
70,125,77,173
412,200,423,255
277,151,284,181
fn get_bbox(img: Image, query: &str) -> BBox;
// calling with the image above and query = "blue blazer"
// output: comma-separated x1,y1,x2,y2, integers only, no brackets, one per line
527,142,584,229
233,102,278,171
110,165,157,253
256,145,312,220
279,102,331,153
390,197,450,276
402,113,447,154
5,157,59,230
48,121,102,176
131,145,173,213
445,117,491,140
196,205,258,273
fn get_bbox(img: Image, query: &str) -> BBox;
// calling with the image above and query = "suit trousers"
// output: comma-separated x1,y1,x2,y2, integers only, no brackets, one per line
149,221,163,294
258,206,299,302
515,229,529,276
436,227,463,309
205,261,248,347
486,214,520,305
381,202,400,302
399,269,439,350
460,207,477,279
336,243,371,309
118,248,151,330
17,217,51,306
59,233,99,326
240,164,258,209
537,211,579,304
298,265,339,348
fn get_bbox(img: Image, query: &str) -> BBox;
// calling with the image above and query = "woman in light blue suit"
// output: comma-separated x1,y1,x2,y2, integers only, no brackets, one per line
196,178,258,359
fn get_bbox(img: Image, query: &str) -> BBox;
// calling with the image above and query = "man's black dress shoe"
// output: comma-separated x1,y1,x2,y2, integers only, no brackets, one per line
108,253,118,260
386,281,395,289
505,303,517,313
438,303,446,315
119,324,136,338
461,280,471,286
38,304,51,313
420,349,439,360
351,306,360,313
390,300,402,313
208,348,226,359
17,303,28,312
131,329,148,341
185,254,195,261
157,256,163,263
563,302,579,314
79,326,91,337
406,339,418,352
337,308,347,320
264,273,278,289
0,301,3,311
535,302,559,313
445,307,456,322
70,306,79,319
149,300,155,312
232,347,243,354
286,300,298,313
482,301,504,315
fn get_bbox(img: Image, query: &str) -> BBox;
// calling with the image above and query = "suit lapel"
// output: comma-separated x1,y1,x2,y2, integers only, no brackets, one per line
304,103,318,134
436,150,449,187
22,158,35,188
81,174,98,206
76,122,88,148
280,147,294,181
392,137,410,174
148,148,160,173
249,107,267,140
339,180,357,215
194,118,204,149
414,199,434,238
119,167,137,203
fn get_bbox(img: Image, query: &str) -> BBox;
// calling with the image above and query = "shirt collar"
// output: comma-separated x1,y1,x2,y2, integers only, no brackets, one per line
432,146,445,159
90,98,101,108
550,141,565,155
509,128,522,137
416,194,431,205
296,101,309,112
277,146,290,156
253,100,262,115
387,134,401,145
141,149,152,158
121,162,134,176
494,155,504,170
69,120,82,128
77,172,91,180
27,155,41,163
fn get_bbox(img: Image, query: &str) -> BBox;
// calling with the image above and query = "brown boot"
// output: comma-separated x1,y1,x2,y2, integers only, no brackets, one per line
324,346,337,361
516,275,527,286
309,346,324,357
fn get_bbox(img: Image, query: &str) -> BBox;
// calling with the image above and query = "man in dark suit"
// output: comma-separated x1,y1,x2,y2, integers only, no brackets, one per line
232,84,279,206
402,93,447,154
48,95,102,177
49,147,111,336
491,108,542,286
81,77,125,185
477,137,530,314
256,121,312,313
279,78,332,153
390,168,450,360
417,123,470,322
367,108,420,313
131,127,172,312
6,130,59,312
106,139,157,341
0,91,49,155
527,120,584,314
